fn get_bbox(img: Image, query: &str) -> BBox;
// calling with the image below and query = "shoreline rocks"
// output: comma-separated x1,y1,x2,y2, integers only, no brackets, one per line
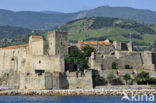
0,89,156,96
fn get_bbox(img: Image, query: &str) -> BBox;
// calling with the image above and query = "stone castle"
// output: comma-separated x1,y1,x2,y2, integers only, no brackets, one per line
0,31,92,90
0,31,156,90
77,40,156,71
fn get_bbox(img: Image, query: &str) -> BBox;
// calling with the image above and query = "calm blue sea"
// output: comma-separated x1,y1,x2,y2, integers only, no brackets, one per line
0,96,155,103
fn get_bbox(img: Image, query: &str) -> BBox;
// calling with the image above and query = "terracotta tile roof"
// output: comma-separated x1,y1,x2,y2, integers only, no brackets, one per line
78,41,111,46
32,36,43,39
2,44,29,50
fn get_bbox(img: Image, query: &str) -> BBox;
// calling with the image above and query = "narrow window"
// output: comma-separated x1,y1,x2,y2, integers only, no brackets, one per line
11,58,15,61
39,60,41,64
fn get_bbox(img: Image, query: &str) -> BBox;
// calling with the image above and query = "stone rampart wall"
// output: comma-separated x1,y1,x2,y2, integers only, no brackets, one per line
31,55,65,73
64,70,93,89
0,47,27,73
20,74,45,90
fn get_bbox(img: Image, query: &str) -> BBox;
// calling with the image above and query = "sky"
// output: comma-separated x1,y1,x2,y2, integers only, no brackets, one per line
0,0,156,12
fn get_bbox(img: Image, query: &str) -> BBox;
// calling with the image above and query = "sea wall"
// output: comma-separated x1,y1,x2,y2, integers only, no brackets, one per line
0,88,155,96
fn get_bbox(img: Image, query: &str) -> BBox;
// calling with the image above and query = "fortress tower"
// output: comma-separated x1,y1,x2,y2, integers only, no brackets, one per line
29,36,44,55
47,31,68,56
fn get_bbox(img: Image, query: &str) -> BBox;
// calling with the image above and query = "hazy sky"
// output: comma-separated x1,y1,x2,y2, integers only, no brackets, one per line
0,0,156,12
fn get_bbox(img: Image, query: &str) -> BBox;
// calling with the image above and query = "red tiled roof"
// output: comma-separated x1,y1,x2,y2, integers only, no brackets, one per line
2,44,29,50
78,41,111,46
32,36,43,39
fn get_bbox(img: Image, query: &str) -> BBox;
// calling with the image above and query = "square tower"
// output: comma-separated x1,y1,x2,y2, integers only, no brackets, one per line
29,36,44,55
47,31,68,56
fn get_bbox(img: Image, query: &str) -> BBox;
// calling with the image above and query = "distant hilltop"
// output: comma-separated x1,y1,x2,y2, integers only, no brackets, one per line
0,6,156,29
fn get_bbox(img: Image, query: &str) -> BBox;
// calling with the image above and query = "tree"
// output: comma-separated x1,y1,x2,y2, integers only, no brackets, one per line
134,71,150,85
148,77,156,84
81,45,95,57
66,48,89,72
107,72,116,84
107,72,123,85
113,77,123,85
94,75,107,86
123,74,131,85
112,62,117,69
125,65,130,69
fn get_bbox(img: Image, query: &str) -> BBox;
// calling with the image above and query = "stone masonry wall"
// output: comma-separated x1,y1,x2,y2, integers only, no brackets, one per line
0,47,27,87
31,55,65,73
116,51,143,69
65,70,93,89
29,36,44,56
90,51,145,70
0,47,27,73
48,31,68,56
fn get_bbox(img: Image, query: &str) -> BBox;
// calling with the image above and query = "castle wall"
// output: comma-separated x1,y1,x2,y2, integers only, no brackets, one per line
115,51,143,69
20,74,46,90
90,50,156,71
142,51,156,70
0,47,27,73
89,54,118,70
31,55,65,73
65,70,93,89
102,55,118,69
0,47,27,87
90,51,144,70
96,44,114,55
20,72,63,90
80,44,114,55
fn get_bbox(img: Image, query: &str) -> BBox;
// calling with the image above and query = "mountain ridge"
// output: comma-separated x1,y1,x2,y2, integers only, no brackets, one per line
0,6,156,30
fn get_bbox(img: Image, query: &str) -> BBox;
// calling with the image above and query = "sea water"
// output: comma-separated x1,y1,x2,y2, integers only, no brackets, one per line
0,95,155,103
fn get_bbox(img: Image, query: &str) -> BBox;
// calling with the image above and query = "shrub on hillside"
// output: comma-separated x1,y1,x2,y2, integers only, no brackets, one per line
134,71,150,84
94,75,107,86
123,74,131,85
125,64,133,69
112,62,117,69
107,73,123,85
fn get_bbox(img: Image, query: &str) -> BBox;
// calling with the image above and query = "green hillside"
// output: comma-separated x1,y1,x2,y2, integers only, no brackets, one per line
0,26,45,47
1,17,156,48
57,17,156,45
